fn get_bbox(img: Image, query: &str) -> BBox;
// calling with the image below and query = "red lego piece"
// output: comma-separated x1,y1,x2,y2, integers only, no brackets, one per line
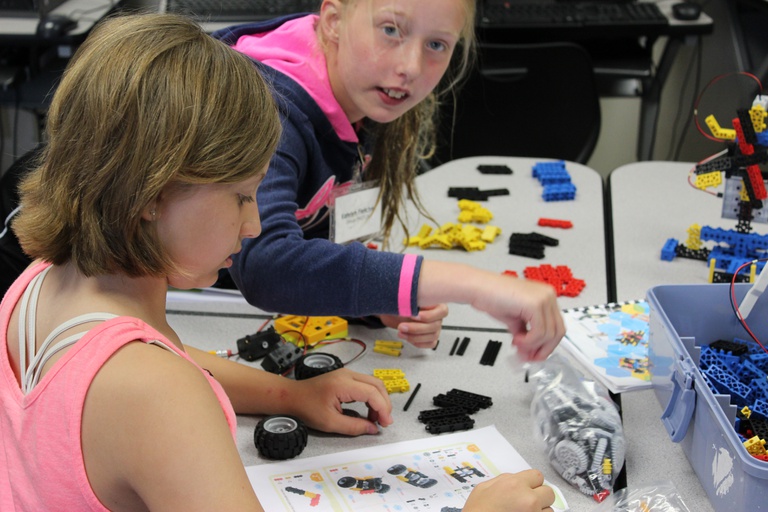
747,164,767,200
538,218,573,229
733,118,755,156
522,265,585,297
502,270,518,278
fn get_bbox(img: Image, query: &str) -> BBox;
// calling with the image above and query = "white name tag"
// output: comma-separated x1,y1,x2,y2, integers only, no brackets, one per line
330,182,382,244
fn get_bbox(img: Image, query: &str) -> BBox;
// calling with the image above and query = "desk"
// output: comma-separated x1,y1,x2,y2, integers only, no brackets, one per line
397,156,610,329
608,160,768,512
162,157,712,511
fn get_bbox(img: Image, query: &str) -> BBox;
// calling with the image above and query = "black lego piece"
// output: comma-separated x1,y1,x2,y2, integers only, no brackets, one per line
709,339,750,357
433,393,482,413
448,388,493,409
424,415,475,434
449,337,460,356
447,187,510,201
477,164,513,175
480,340,503,366
418,406,468,423
508,244,545,259
237,327,283,361
260,341,303,374
456,337,471,356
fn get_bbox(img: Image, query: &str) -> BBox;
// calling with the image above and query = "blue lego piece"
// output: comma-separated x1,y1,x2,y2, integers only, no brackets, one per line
705,364,753,407
661,238,678,261
736,359,767,385
749,353,768,372
700,369,719,395
750,378,768,403
542,183,576,201
751,399,768,421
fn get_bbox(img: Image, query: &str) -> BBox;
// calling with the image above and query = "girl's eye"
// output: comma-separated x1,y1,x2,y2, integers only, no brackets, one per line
428,40,448,52
383,25,400,38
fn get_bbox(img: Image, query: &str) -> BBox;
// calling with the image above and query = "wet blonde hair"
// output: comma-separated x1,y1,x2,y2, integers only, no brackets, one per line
14,13,281,277
319,0,477,245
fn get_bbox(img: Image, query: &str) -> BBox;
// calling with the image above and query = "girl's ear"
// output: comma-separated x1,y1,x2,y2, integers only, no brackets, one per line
141,200,159,222
318,0,343,42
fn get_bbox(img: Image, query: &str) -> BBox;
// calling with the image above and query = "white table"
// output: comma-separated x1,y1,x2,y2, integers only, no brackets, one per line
607,160,768,512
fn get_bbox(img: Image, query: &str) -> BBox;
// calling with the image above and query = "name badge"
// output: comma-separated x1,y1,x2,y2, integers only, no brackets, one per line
329,182,382,244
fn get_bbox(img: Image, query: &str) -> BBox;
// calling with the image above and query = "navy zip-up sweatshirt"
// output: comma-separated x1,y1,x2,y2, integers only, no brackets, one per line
214,15,422,317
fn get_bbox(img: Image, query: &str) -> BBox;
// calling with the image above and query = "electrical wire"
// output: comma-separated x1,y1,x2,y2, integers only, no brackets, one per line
729,259,768,354
693,72,764,142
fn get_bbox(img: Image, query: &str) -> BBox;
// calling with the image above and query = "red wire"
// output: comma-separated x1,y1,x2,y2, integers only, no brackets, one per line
730,260,768,354
693,72,763,142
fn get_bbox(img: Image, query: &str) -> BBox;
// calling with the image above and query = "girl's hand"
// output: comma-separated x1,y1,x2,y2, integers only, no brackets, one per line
378,303,448,348
289,368,393,435
463,470,555,512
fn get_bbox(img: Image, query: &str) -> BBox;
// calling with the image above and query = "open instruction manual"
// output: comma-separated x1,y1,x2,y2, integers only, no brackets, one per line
246,425,569,511
560,300,652,394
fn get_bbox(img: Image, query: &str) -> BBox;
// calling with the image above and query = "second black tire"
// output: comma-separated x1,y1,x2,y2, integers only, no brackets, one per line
293,352,343,380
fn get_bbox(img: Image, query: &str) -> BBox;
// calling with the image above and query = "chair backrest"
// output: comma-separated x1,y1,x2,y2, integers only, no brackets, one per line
434,42,601,165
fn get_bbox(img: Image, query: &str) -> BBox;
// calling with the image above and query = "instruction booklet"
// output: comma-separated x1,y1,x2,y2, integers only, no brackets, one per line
246,425,569,511
560,300,652,394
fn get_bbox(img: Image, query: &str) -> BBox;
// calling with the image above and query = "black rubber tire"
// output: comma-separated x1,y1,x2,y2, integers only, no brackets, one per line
387,464,407,475
337,476,357,488
254,415,308,460
293,352,343,380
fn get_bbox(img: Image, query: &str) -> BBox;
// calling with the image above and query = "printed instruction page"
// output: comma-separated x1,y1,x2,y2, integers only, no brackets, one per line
246,425,569,511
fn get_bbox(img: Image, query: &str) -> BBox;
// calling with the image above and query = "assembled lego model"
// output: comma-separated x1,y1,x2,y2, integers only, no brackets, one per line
530,357,626,502
662,93,768,283
386,464,438,488
336,475,390,494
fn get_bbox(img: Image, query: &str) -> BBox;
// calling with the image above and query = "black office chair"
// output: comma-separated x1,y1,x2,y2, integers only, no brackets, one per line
434,42,602,165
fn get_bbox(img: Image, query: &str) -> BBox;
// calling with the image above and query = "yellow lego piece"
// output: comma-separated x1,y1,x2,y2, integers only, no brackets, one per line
460,239,486,252
373,368,406,380
439,222,456,233
481,225,502,243
751,104,767,132
457,210,474,223
705,115,736,140
694,171,722,190
744,436,767,456
419,234,438,249
430,234,453,250
471,208,493,223
685,223,703,250
742,406,753,419
384,378,410,394
274,315,348,346
457,199,481,211
373,345,401,357
375,340,404,349
406,224,434,246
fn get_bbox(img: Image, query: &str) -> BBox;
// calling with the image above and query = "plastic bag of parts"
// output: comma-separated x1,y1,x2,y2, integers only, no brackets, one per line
529,355,626,502
589,481,691,512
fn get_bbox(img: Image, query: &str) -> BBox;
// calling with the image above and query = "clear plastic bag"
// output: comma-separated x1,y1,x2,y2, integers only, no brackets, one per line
590,481,692,512
529,355,626,502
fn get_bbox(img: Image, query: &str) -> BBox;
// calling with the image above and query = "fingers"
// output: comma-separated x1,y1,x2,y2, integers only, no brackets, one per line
465,470,555,512
304,370,393,435
397,303,448,347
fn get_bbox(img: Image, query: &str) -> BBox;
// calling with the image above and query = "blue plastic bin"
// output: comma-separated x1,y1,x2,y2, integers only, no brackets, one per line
648,283,768,512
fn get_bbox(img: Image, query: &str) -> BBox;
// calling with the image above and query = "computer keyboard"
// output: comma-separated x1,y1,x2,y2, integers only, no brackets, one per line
163,0,318,22
479,1,668,30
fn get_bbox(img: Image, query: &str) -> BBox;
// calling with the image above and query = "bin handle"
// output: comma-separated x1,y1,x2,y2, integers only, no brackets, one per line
660,360,696,443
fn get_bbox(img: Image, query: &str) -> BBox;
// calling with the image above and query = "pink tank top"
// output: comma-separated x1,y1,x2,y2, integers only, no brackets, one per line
0,263,238,511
